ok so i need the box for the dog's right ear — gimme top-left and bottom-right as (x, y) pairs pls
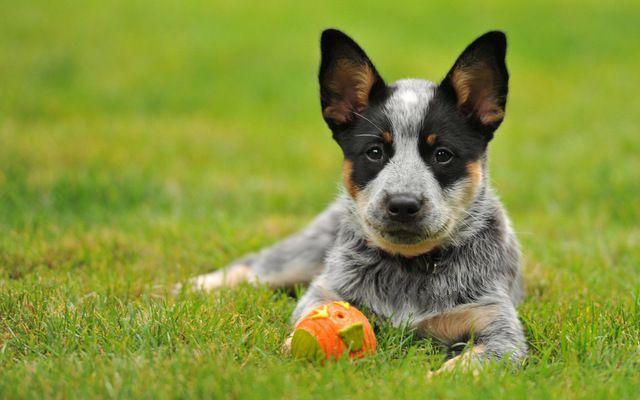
(319, 29), (387, 131)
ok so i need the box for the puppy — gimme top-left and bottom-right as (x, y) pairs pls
(189, 29), (527, 373)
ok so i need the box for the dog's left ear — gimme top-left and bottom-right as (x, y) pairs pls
(439, 31), (509, 139)
(319, 29), (387, 131)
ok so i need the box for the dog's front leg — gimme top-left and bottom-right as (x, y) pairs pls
(282, 278), (343, 353)
(418, 296), (527, 377)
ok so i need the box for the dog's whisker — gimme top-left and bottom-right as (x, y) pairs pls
(354, 134), (384, 139)
(352, 111), (385, 134)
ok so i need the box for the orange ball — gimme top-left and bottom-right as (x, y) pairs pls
(291, 301), (376, 362)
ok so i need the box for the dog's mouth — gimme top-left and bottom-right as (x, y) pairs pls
(363, 218), (442, 244)
(361, 218), (447, 257)
(379, 228), (426, 244)
(354, 198), (451, 256)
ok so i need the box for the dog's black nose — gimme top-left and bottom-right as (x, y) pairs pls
(387, 193), (422, 221)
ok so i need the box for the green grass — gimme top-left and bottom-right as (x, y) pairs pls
(1, 0), (639, 398)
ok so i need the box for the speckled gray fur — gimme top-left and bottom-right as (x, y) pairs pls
(207, 79), (527, 363)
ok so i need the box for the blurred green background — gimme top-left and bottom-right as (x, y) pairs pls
(1, 0), (639, 398)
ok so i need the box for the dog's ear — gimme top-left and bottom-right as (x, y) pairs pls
(319, 29), (387, 131)
(440, 31), (509, 139)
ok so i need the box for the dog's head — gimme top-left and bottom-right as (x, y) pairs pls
(319, 29), (508, 257)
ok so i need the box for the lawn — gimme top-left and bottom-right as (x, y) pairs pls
(1, 0), (639, 398)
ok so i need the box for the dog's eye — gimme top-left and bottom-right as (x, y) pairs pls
(365, 145), (384, 162)
(434, 148), (454, 164)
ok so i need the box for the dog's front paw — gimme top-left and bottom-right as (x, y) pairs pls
(426, 345), (484, 380)
(282, 333), (294, 354)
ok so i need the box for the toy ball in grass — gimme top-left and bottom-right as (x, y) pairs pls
(291, 301), (376, 362)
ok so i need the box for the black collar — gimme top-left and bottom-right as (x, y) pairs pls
(424, 247), (444, 274)
(393, 247), (446, 274)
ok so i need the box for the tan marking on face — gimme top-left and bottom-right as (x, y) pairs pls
(426, 134), (437, 145)
(382, 131), (393, 144)
(419, 304), (498, 344)
(342, 159), (359, 198)
(464, 160), (483, 203)
(323, 59), (376, 123)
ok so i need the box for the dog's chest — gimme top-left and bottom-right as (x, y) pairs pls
(329, 252), (465, 326)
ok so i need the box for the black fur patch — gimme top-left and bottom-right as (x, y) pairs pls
(319, 29), (508, 193)
(318, 28), (394, 194)
(438, 31), (509, 140)
(417, 31), (509, 189)
(334, 103), (395, 192)
(418, 91), (488, 188)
